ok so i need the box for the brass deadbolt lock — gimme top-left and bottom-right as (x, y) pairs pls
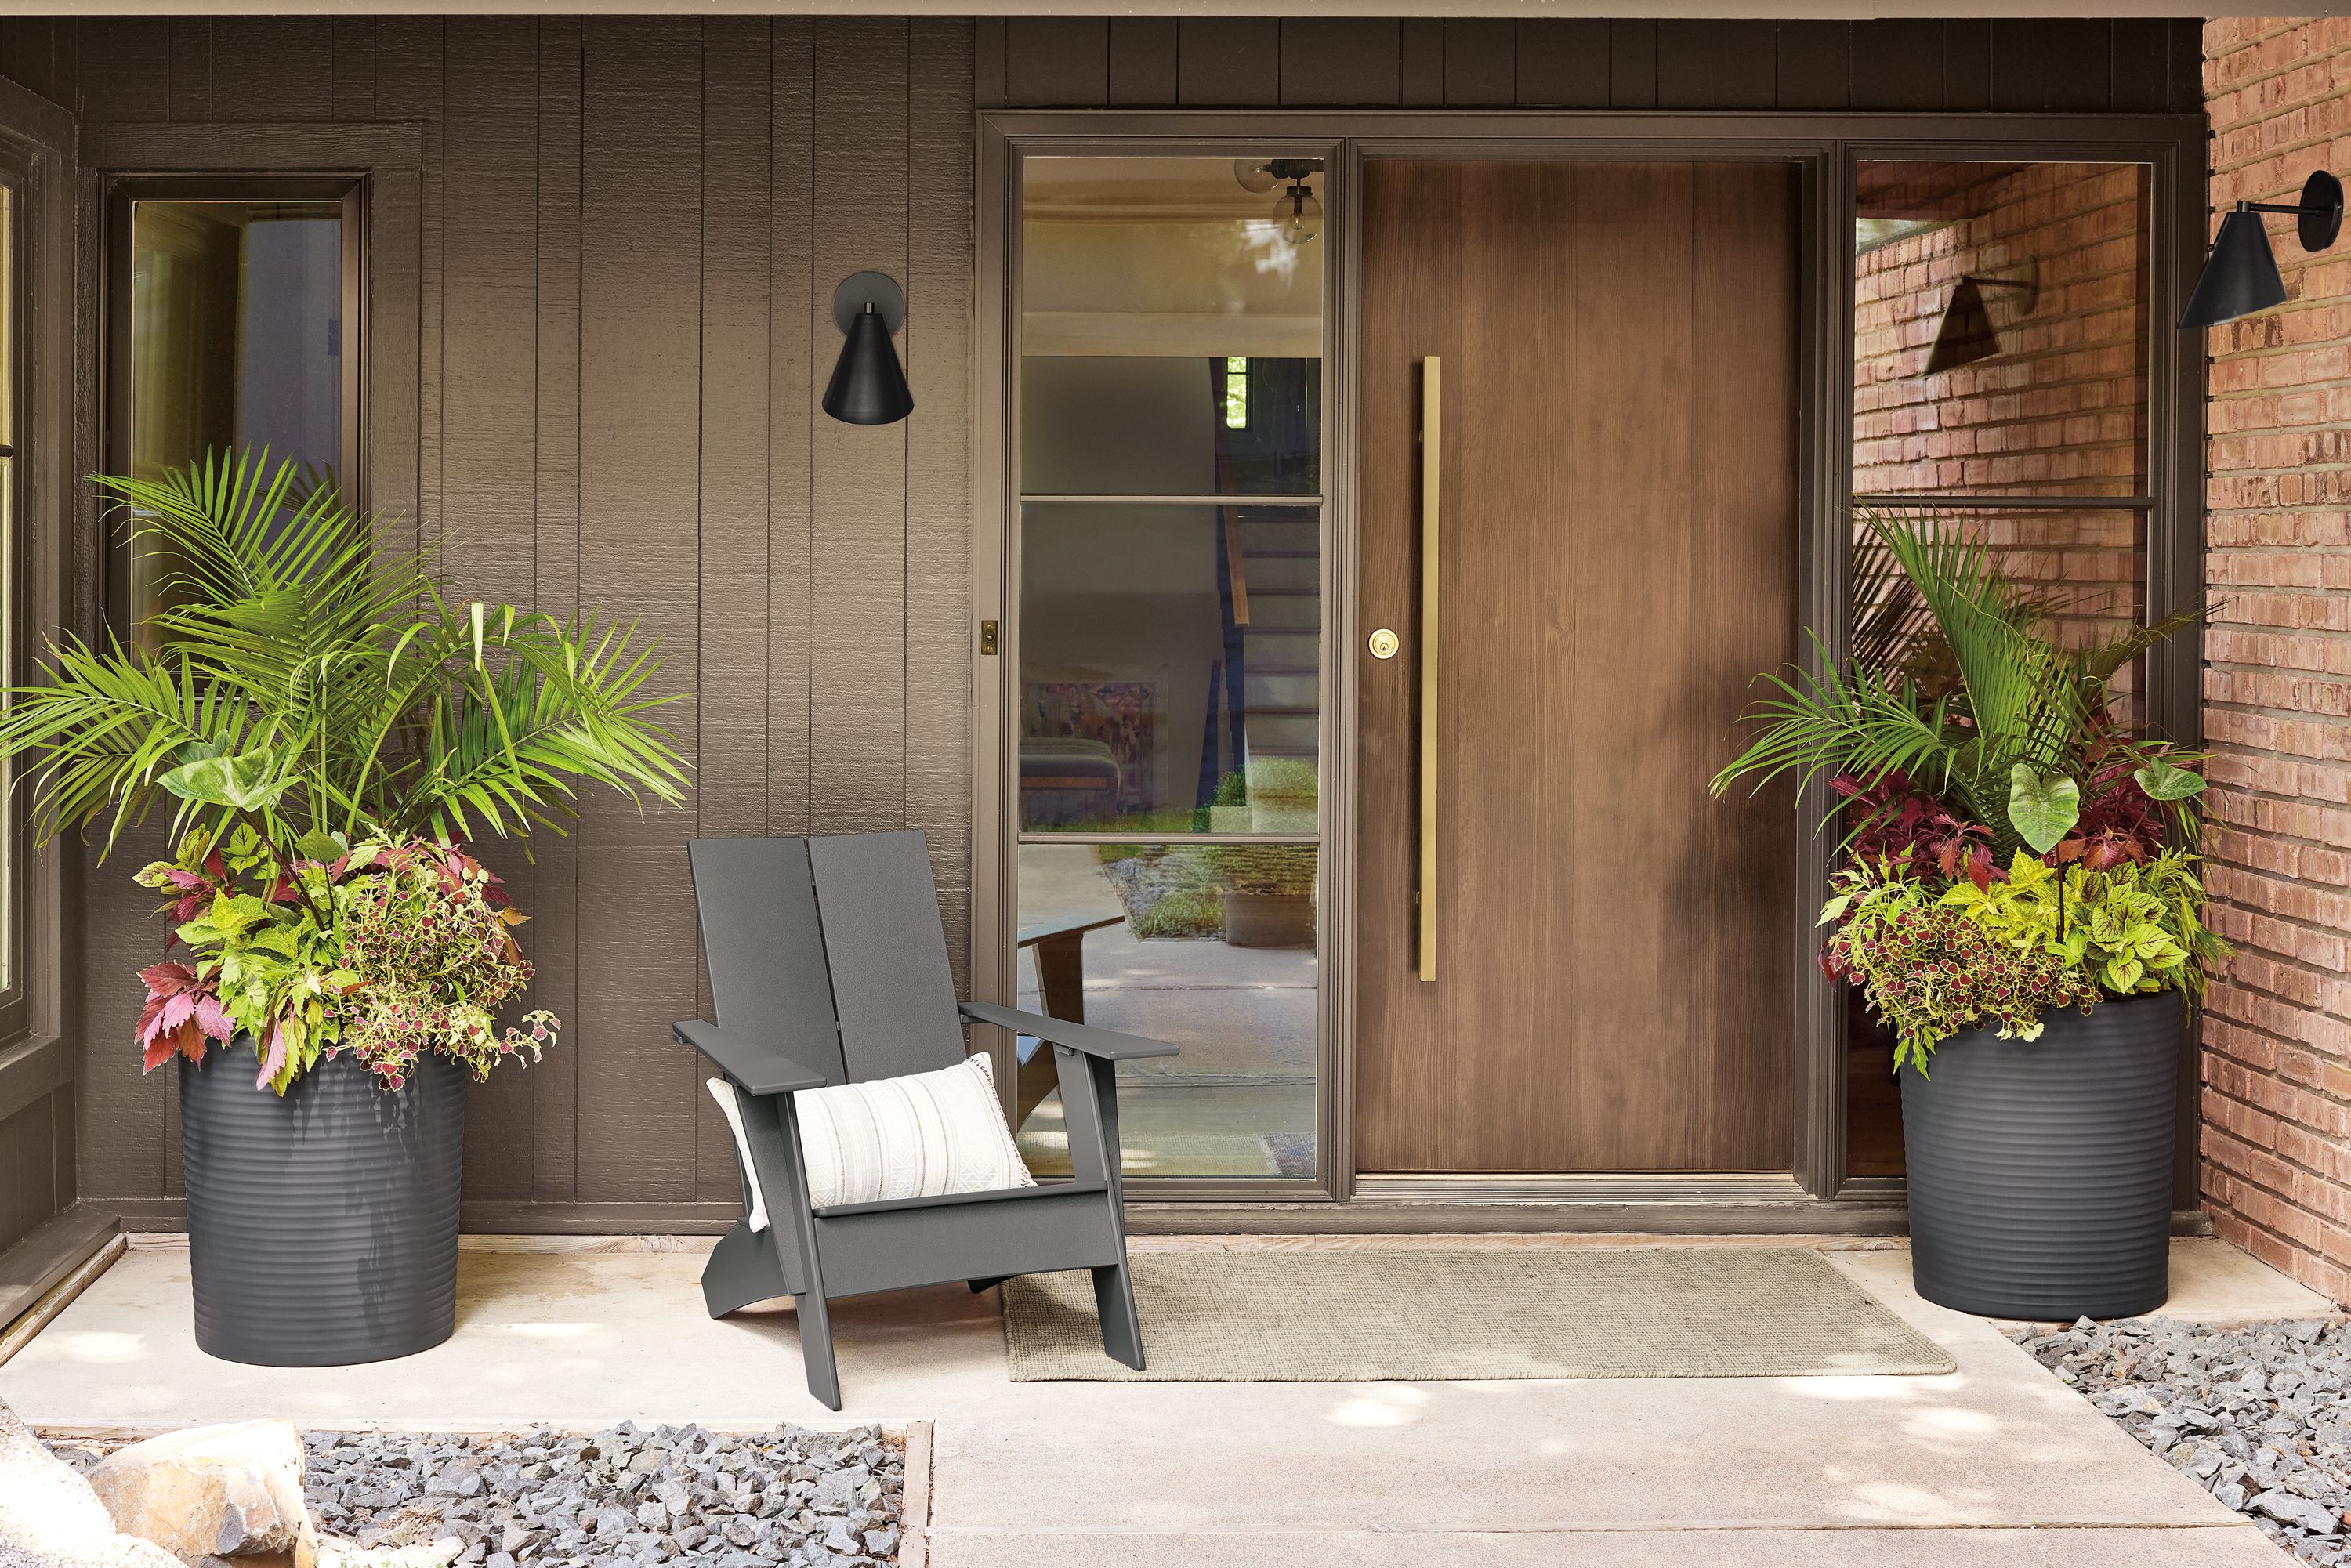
(1367, 628), (1400, 660)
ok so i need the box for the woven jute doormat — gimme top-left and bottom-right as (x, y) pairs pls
(1004, 1247), (1956, 1381)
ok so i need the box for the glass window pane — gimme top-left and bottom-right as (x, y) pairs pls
(1853, 161), (2150, 502)
(129, 197), (344, 632)
(1022, 155), (1322, 496)
(0, 182), (13, 992)
(1020, 502), (1318, 834)
(1016, 842), (1316, 1179)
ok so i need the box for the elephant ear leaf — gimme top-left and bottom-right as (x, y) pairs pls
(2008, 764), (2081, 856)
(162, 749), (292, 814)
(2134, 758), (2206, 802)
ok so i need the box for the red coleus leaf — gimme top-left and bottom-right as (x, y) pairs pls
(139, 961), (201, 997)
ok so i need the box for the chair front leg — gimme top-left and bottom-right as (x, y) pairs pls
(1053, 1045), (1147, 1371)
(777, 1094), (842, 1411)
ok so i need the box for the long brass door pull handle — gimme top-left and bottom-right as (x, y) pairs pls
(1418, 356), (1440, 983)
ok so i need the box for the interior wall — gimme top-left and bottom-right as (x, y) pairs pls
(0, 16), (975, 1232)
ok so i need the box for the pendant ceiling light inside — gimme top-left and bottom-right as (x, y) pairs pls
(1236, 157), (1325, 244)
(2179, 169), (2344, 330)
(822, 271), (915, 425)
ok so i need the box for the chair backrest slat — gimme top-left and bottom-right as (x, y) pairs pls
(808, 831), (967, 1081)
(686, 837), (848, 1087)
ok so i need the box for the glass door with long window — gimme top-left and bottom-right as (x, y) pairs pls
(1012, 154), (1327, 1182)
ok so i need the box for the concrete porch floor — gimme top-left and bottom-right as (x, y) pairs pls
(0, 1234), (2334, 1566)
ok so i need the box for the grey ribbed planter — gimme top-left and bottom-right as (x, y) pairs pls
(1900, 992), (2180, 1321)
(179, 1045), (465, 1366)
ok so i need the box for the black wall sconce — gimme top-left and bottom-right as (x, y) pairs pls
(822, 271), (914, 425)
(1925, 266), (2038, 375)
(2179, 170), (2345, 330)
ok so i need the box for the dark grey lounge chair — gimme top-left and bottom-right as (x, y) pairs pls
(673, 829), (1175, 1410)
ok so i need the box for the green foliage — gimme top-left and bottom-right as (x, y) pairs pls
(2006, 765), (2081, 856)
(0, 450), (688, 868)
(1937, 850), (2228, 1004)
(134, 831), (556, 1093)
(1820, 857), (2099, 1073)
(1713, 509), (2208, 863)
(1820, 849), (2231, 1073)
(56, 448), (683, 1092)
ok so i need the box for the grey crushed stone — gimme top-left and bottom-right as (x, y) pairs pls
(46, 1421), (904, 1567)
(2012, 1314), (2351, 1564)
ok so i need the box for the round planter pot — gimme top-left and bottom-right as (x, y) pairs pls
(179, 1045), (465, 1366)
(1223, 890), (1316, 948)
(1900, 991), (2179, 1321)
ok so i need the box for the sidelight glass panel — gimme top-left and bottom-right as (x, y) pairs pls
(0, 181), (14, 991)
(1853, 161), (2151, 502)
(1015, 154), (1328, 1180)
(1015, 842), (1317, 1180)
(126, 197), (345, 637)
(1020, 502), (1320, 835)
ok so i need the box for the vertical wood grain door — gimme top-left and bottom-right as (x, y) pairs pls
(1355, 160), (1801, 1174)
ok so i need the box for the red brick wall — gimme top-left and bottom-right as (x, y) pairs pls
(2198, 16), (2351, 1301)
(1852, 161), (2153, 718)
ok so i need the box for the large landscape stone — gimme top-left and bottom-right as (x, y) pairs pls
(87, 1421), (319, 1568)
(0, 1397), (183, 1568)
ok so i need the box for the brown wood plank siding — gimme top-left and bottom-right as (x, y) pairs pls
(531, 16), (584, 1207)
(32, 17), (976, 1229)
(577, 19), (704, 1205)
(991, 16), (2196, 114)
(443, 18), (543, 1202)
(810, 19), (911, 837)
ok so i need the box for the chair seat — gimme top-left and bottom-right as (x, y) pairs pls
(813, 1179), (1107, 1219)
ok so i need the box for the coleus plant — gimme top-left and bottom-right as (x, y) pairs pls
(136, 825), (557, 1092)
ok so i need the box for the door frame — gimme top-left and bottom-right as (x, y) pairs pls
(973, 109), (2208, 1224)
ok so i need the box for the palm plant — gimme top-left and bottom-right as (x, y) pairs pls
(0, 451), (687, 882)
(1712, 509), (2206, 863)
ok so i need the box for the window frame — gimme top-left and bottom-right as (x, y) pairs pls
(0, 143), (32, 1045)
(100, 174), (366, 638)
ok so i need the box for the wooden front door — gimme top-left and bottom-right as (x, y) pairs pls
(1355, 160), (1801, 1174)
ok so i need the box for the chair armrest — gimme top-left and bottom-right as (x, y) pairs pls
(672, 1019), (831, 1095)
(958, 1001), (1179, 1061)
(1016, 913), (1122, 947)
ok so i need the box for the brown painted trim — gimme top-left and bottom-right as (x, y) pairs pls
(0, 1204), (121, 1332)
(83, 121), (424, 175)
(0, 1034), (69, 1126)
(1126, 1200), (1910, 1236)
(461, 1200), (740, 1234)
(7, 3), (2287, 19)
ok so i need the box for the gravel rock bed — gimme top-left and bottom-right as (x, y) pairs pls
(2012, 1316), (2351, 1563)
(49, 1422), (904, 1568)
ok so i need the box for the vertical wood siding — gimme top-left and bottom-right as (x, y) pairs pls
(0, 17), (974, 1230)
(976, 16), (2206, 114)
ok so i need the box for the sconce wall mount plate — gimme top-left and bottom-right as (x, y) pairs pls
(831, 270), (907, 337)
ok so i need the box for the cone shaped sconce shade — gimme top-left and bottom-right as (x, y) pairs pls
(1925, 277), (2000, 374)
(821, 271), (914, 425)
(2176, 209), (2288, 330)
(823, 307), (915, 425)
(2178, 171), (2344, 330)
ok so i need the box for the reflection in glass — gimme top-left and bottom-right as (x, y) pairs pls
(128, 198), (343, 635)
(1853, 161), (2150, 500)
(1020, 503), (1318, 833)
(1015, 842), (1317, 1179)
(1016, 155), (1325, 1182)
(0, 182), (13, 990)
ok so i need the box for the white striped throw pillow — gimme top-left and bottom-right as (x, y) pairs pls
(709, 1052), (1035, 1223)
